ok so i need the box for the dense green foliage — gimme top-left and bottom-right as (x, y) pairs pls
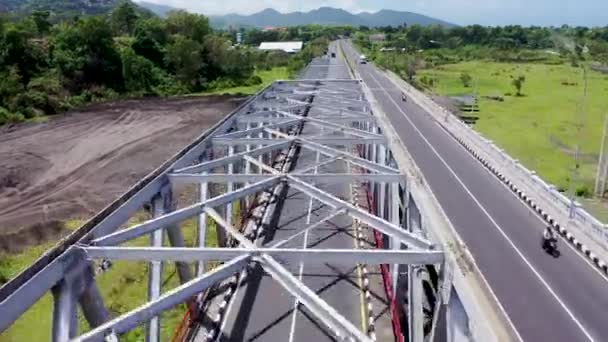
(0, 3), (333, 125)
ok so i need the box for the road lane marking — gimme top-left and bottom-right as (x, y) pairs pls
(288, 150), (321, 342)
(364, 69), (594, 342)
(431, 118), (608, 283)
(357, 67), (524, 342)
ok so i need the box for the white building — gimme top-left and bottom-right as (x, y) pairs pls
(258, 41), (303, 54)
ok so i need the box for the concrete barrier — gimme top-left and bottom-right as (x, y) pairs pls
(382, 69), (608, 275)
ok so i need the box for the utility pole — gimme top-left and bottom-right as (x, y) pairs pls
(569, 65), (588, 217)
(594, 114), (608, 197)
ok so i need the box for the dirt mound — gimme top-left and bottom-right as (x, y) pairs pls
(0, 95), (244, 253)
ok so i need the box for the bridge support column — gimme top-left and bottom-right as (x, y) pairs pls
(408, 265), (424, 342)
(226, 145), (235, 240)
(51, 279), (78, 342)
(165, 189), (192, 284)
(197, 153), (209, 277)
(403, 179), (411, 231)
(146, 194), (165, 342)
(378, 145), (387, 220)
(446, 288), (470, 342)
(79, 267), (110, 329)
(245, 122), (252, 209)
(391, 182), (401, 296)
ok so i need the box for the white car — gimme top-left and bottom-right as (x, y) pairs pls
(359, 55), (368, 64)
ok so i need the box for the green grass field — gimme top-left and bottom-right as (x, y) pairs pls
(203, 67), (290, 96)
(0, 213), (222, 342)
(418, 61), (608, 216)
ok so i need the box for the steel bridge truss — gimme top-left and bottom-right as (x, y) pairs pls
(0, 80), (443, 342)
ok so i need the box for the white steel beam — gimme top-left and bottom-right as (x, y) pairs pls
(146, 195), (164, 342)
(287, 176), (434, 250)
(409, 266), (424, 342)
(51, 280), (77, 342)
(196, 170), (208, 277)
(276, 110), (382, 139)
(74, 257), (250, 341)
(213, 136), (385, 146)
(91, 177), (281, 246)
(174, 142), (290, 174)
(258, 255), (372, 342)
(270, 210), (346, 249)
(215, 119), (302, 139)
(82, 247), (444, 265)
(204, 207), (254, 248)
(169, 173), (403, 184)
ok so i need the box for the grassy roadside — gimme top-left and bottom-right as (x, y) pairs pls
(201, 67), (290, 96)
(416, 61), (608, 218)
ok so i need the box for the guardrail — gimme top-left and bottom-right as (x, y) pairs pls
(383, 70), (608, 254)
(338, 40), (519, 342)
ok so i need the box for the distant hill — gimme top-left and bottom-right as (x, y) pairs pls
(135, 1), (179, 17)
(2, 0), (118, 16)
(209, 7), (455, 29)
(0, 0), (154, 20)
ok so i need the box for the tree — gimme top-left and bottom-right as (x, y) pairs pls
(460, 72), (472, 87)
(31, 10), (51, 36)
(202, 34), (253, 82)
(511, 75), (526, 96)
(0, 25), (46, 85)
(52, 17), (123, 92)
(166, 11), (210, 43)
(165, 34), (203, 88)
(121, 47), (156, 93)
(132, 18), (168, 67)
(111, 2), (139, 35)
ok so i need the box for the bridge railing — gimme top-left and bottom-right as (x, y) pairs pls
(384, 69), (608, 255)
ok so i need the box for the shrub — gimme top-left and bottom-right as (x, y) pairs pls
(244, 75), (263, 86)
(575, 185), (592, 198)
(511, 75), (526, 96)
(460, 72), (472, 87)
(121, 48), (157, 94)
(0, 107), (25, 125)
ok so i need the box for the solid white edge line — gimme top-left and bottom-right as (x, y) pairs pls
(431, 115), (608, 284)
(357, 67), (524, 342)
(364, 69), (594, 342)
(288, 176), (316, 342)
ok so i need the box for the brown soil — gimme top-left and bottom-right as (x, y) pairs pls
(0, 95), (244, 252)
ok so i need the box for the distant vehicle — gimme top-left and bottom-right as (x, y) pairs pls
(359, 55), (368, 64)
(331, 52), (336, 58)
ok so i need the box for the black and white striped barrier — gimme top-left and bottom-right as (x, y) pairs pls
(451, 133), (608, 276)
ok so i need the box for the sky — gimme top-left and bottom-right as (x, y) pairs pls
(139, 0), (608, 27)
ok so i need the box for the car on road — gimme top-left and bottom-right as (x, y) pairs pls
(359, 54), (368, 64)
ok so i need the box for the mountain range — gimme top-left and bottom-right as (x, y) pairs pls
(0, 1), (455, 29)
(1, 0), (119, 16)
(134, 1), (179, 17)
(0, 0), (155, 19)
(209, 7), (455, 29)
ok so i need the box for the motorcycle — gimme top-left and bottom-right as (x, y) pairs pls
(401, 93), (407, 102)
(541, 235), (560, 257)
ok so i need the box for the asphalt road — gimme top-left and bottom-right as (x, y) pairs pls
(216, 46), (372, 341)
(341, 41), (608, 341)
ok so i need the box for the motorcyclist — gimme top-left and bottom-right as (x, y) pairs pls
(401, 92), (407, 102)
(543, 226), (555, 240)
(542, 226), (556, 249)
